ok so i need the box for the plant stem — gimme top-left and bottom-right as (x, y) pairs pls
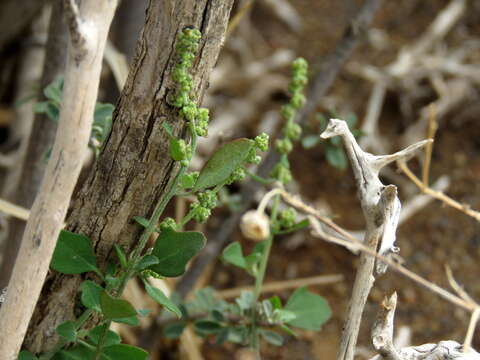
(94, 320), (112, 360)
(245, 169), (275, 185)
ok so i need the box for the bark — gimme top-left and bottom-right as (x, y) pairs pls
(24, 0), (234, 353)
(0, 0), (68, 289)
(0, 0), (48, 54)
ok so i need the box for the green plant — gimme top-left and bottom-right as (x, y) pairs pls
(20, 37), (331, 360)
(157, 58), (332, 357)
(302, 112), (362, 170)
(33, 76), (114, 158)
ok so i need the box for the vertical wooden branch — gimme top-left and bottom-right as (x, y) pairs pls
(320, 119), (430, 360)
(0, 1), (118, 358)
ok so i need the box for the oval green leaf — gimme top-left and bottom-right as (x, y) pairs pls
(284, 287), (331, 330)
(194, 139), (254, 190)
(51, 230), (98, 275)
(100, 291), (137, 320)
(80, 280), (103, 312)
(144, 282), (181, 318)
(149, 229), (205, 277)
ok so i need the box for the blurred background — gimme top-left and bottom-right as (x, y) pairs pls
(0, 0), (479, 358)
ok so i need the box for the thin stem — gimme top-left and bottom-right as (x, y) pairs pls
(94, 320), (112, 360)
(245, 169), (276, 185)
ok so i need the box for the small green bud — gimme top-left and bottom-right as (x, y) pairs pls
(254, 132), (269, 152)
(170, 138), (188, 161)
(227, 167), (246, 184)
(245, 148), (259, 164)
(181, 104), (197, 121)
(275, 138), (293, 154)
(180, 171), (199, 189)
(270, 163), (292, 184)
(291, 93), (306, 109)
(160, 217), (177, 231)
(180, 159), (190, 167)
(279, 208), (297, 229)
(192, 205), (211, 223)
(281, 104), (295, 121)
(197, 190), (218, 209)
(286, 122), (302, 141)
(142, 269), (164, 279)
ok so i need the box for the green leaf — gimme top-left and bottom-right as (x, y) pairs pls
(163, 321), (187, 339)
(87, 324), (121, 347)
(100, 291), (137, 320)
(284, 287), (331, 330)
(18, 351), (38, 360)
(53, 345), (93, 360)
(276, 219), (310, 235)
(51, 230), (99, 275)
(194, 320), (222, 335)
(325, 146), (348, 170)
(144, 282), (181, 318)
(137, 309), (151, 317)
(301, 135), (320, 149)
(135, 255), (159, 271)
(56, 321), (77, 342)
(113, 244), (128, 268)
(260, 329), (284, 346)
(94, 103), (115, 123)
(269, 296), (282, 310)
(112, 315), (139, 326)
(80, 280), (103, 311)
(102, 344), (148, 360)
(149, 229), (205, 277)
(221, 242), (246, 269)
(215, 328), (229, 345)
(194, 139), (254, 190)
(133, 216), (150, 228)
(43, 79), (63, 105)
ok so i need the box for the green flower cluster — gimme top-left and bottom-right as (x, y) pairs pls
(279, 208), (297, 229)
(190, 202), (211, 223)
(245, 132), (270, 166)
(160, 217), (177, 231)
(171, 28), (210, 138)
(180, 171), (199, 189)
(271, 58), (308, 184)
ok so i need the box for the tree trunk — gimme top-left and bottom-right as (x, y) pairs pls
(25, 0), (234, 353)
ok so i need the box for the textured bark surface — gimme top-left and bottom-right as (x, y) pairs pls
(24, 0), (234, 353)
(0, 0), (67, 289)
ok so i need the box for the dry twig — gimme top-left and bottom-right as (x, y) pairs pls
(0, 1), (118, 357)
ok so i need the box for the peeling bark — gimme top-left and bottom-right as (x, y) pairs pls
(24, 0), (234, 353)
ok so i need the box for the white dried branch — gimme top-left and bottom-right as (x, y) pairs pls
(371, 292), (402, 360)
(0, 1), (118, 358)
(319, 119), (430, 360)
(369, 294), (480, 360)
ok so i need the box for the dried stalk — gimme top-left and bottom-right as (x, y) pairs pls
(397, 160), (480, 222)
(318, 119), (430, 360)
(0, 1), (118, 358)
(217, 274), (344, 299)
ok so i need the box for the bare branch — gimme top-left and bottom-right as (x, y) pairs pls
(371, 293), (402, 360)
(0, 1), (118, 358)
(318, 118), (429, 360)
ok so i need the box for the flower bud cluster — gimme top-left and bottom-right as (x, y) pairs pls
(271, 58), (308, 184)
(160, 217), (177, 231)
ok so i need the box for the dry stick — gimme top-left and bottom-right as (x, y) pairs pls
(368, 294), (480, 360)
(0, 0), (68, 289)
(445, 266), (480, 352)
(421, 104), (438, 186)
(217, 274), (344, 299)
(0, 1), (118, 358)
(174, 0), (384, 300)
(397, 161), (480, 222)
(278, 189), (476, 313)
(319, 119), (431, 360)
